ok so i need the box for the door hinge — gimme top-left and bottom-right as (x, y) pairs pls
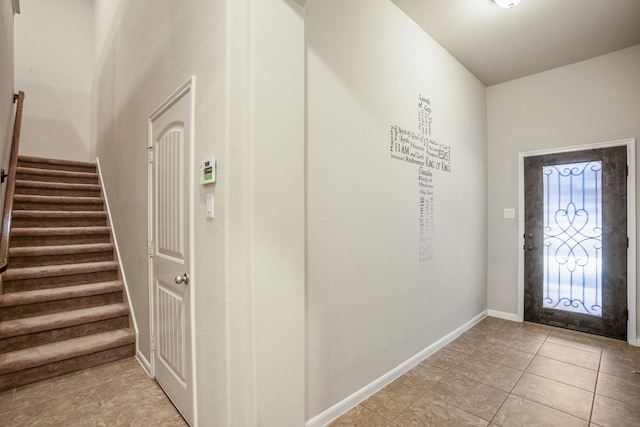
(626, 164), (629, 177)
(147, 146), (153, 164)
(625, 309), (629, 321)
(151, 336), (156, 351)
(148, 241), (153, 257)
(627, 237), (629, 249)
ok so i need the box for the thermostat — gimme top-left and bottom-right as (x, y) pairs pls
(200, 158), (216, 184)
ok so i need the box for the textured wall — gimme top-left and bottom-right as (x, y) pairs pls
(14, 0), (93, 161)
(248, 1), (306, 423)
(487, 45), (640, 341)
(0, 0), (15, 224)
(92, 0), (120, 69)
(94, 0), (306, 424)
(226, 0), (306, 424)
(93, 1), (227, 424)
(306, 0), (488, 418)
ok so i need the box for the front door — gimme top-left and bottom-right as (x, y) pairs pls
(150, 83), (194, 423)
(524, 146), (628, 340)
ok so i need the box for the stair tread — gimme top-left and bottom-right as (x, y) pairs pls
(15, 180), (101, 191)
(2, 261), (118, 281)
(16, 167), (98, 179)
(0, 155), (133, 385)
(0, 303), (129, 338)
(14, 194), (103, 204)
(18, 156), (96, 168)
(0, 329), (134, 374)
(9, 243), (114, 257)
(12, 210), (107, 218)
(0, 281), (123, 307)
(10, 226), (110, 236)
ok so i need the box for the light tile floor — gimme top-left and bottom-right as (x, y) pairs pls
(330, 318), (640, 427)
(2, 320), (639, 426)
(0, 357), (187, 426)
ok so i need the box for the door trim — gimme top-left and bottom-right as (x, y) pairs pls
(517, 138), (637, 345)
(147, 76), (198, 423)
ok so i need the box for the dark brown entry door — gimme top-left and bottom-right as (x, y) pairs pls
(524, 146), (628, 340)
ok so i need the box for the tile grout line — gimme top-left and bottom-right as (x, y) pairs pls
(510, 327), (599, 423)
(334, 321), (639, 426)
(460, 322), (515, 426)
(383, 363), (462, 425)
(489, 325), (548, 426)
(521, 341), (600, 391)
(4, 358), (186, 426)
(359, 360), (455, 425)
(384, 339), (497, 426)
(396, 370), (504, 427)
(588, 350), (603, 425)
(352, 369), (451, 421)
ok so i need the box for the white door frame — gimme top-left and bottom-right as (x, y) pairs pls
(517, 138), (637, 346)
(147, 77), (198, 423)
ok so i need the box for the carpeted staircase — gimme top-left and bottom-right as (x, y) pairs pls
(0, 155), (135, 391)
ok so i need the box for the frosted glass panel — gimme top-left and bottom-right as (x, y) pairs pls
(542, 161), (602, 317)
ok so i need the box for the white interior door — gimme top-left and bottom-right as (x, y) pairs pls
(150, 85), (193, 424)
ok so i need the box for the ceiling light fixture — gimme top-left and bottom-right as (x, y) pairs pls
(493, 0), (522, 8)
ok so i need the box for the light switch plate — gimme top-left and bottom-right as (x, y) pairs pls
(206, 193), (214, 218)
(503, 208), (515, 219)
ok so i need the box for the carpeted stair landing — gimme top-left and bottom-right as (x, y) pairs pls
(0, 155), (135, 391)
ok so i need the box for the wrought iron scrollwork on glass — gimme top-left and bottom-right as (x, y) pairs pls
(542, 161), (602, 317)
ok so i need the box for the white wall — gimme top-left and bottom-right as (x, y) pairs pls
(247, 0), (306, 423)
(306, 0), (487, 419)
(14, 0), (93, 162)
(94, 0), (306, 424)
(487, 45), (640, 338)
(226, 1), (306, 424)
(93, 0), (120, 69)
(0, 0), (15, 223)
(93, 1), (227, 424)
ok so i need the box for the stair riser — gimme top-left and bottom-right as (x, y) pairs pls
(0, 157), (135, 392)
(15, 187), (101, 198)
(11, 217), (107, 228)
(16, 172), (98, 185)
(10, 234), (111, 247)
(0, 316), (129, 353)
(13, 202), (104, 211)
(8, 251), (114, 268)
(17, 160), (96, 174)
(0, 344), (135, 392)
(0, 292), (123, 320)
(3, 270), (119, 293)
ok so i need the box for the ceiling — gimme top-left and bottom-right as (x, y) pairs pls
(391, 0), (640, 86)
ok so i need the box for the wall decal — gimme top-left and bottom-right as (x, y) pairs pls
(389, 94), (451, 261)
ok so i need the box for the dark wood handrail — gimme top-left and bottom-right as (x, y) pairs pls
(0, 91), (25, 273)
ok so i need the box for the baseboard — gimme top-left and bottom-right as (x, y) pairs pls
(487, 309), (520, 322)
(96, 158), (141, 359)
(136, 350), (152, 376)
(305, 310), (488, 427)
